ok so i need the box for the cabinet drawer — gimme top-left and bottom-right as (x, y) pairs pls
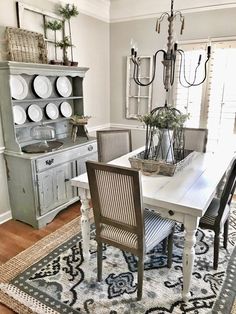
(36, 141), (97, 172)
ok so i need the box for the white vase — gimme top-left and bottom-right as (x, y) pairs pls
(157, 128), (175, 163)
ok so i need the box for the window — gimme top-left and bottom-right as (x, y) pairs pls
(174, 40), (236, 152)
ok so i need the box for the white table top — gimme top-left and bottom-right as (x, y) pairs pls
(71, 147), (234, 218)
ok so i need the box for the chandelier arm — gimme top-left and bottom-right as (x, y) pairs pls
(131, 50), (166, 86)
(177, 49), (202, 87)
(170, 56), (176, 86)
(177, 49), (209, 87)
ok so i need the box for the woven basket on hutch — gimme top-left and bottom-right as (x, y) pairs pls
(6, 27), (47, 64)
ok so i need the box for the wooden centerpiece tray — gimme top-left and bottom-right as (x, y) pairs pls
(129, 149), (196, 176)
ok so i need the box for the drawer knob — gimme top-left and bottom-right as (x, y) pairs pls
(168, 210), (174, 216)
(88, 145), (93, 151)
(45, 158), (54, 166)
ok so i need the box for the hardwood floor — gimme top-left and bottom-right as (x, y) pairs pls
(0, 202), (81, 313)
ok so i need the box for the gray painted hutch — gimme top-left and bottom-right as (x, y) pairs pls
(0, 61), (97, 228)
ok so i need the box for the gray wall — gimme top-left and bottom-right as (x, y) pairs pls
(0, 0), (110, 216)
(110, 8), (236, 125)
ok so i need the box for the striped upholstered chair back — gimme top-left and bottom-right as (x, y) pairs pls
(86, 161), (144, 254)
(183, 127), (208, 153)
(97, 129), (132, 162)
(86, 161), (175, 300)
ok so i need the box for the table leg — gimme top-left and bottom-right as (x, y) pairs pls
(182, 216), (199, 301)
(79, 188), (91, 261)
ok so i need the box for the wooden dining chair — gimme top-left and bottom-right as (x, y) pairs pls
(183, 127), (208, 152)
(86, 161), (175, 300)
(96, 129), (132, 162)
(199, 156), (236, 269)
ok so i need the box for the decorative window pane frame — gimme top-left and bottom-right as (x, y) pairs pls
(125, 56), (153, 119)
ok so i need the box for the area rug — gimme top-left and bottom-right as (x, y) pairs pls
(0, 207), (235, 314)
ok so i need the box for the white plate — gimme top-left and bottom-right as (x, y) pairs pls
(28, 104), (43, 122)
(56, 76), (72, 97)
(10, 75), (28, 100)
(13, 105), (27, 125)
(33, 75), (52, 99)
(46, 103), (59, 120)
(60, 101), (72, 118)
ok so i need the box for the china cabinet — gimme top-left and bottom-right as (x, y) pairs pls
(0, 61), (97, 228)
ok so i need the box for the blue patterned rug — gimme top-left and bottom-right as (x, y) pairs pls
(0, 208), (235, 314)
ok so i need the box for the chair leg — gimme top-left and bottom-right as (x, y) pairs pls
(97, 242), (103, 282)
(167, 229), (174, 268)
(213, 232), (220, 270)
(137, 255), (144, 301)
(162, 238), (167, 253)
(223, 219), (229, 250)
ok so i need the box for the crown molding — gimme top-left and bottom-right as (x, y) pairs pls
(110, 0), (236, 23)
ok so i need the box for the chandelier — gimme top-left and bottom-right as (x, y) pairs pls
(130, 0), (211, 93)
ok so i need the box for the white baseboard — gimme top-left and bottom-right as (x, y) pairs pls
(0, 210), (12, 224)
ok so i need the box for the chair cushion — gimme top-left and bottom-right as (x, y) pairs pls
(100, 225), (138, 249)
(144, 209), (175, 252)
(99, 209), (175, 252)
(199, 198), (230, 227)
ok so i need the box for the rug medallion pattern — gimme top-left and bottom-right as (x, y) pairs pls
(8, 208), (236, 314)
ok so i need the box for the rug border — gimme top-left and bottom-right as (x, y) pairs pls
(0, 214), (92, 314)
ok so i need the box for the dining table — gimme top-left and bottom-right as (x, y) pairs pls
(71, 146), (234, 301)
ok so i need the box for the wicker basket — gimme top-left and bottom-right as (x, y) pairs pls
(6, 27), (47, 64)
(129, 149), (196, 176)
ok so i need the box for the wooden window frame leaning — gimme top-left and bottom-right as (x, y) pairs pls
(16, 1), (65, 47)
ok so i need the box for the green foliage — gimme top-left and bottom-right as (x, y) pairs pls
(45, 20), (62, 31)
(56, 36), (72, 49)
(139, 106), (189, 130)
(58, 3), (79, 20)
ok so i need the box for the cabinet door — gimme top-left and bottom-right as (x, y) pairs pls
(54, 162), (73, 205)
(77, 152), (98, 175)
(37, 162), (74, 215)
(37, 169), (55, 215)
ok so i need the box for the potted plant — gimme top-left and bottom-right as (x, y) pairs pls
(45, 20), (63, 64)
(56, 36), (72, 66)
(139, 105), (189, 162)
(58, 3), (79, 66)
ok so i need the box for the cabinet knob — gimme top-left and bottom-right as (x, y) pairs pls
(88, 145), (93, 151)
(168, 210), (174, 216)
(45, 158), (54, 166)
(64, 178), (70, 182)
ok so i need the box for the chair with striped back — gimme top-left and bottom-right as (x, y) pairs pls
(199, 156), (236, 269)
(97, 129), (132, 162)
(86, 161), (175, 300)
(183, 127), (208, 152)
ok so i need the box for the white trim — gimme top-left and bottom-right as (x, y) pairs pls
(0, 211), (12, 224)
(78, 0), (110, 23)
(110, 2), (236, 23)
(0, 146), (5, 154)
(110, 123), (145, 131)
(87, 123), (111, 133)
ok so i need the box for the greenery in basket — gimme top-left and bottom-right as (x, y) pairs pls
(58, 4), (79, 63)
(139, 105), (189, 160)
(45, 20), (62, 61)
